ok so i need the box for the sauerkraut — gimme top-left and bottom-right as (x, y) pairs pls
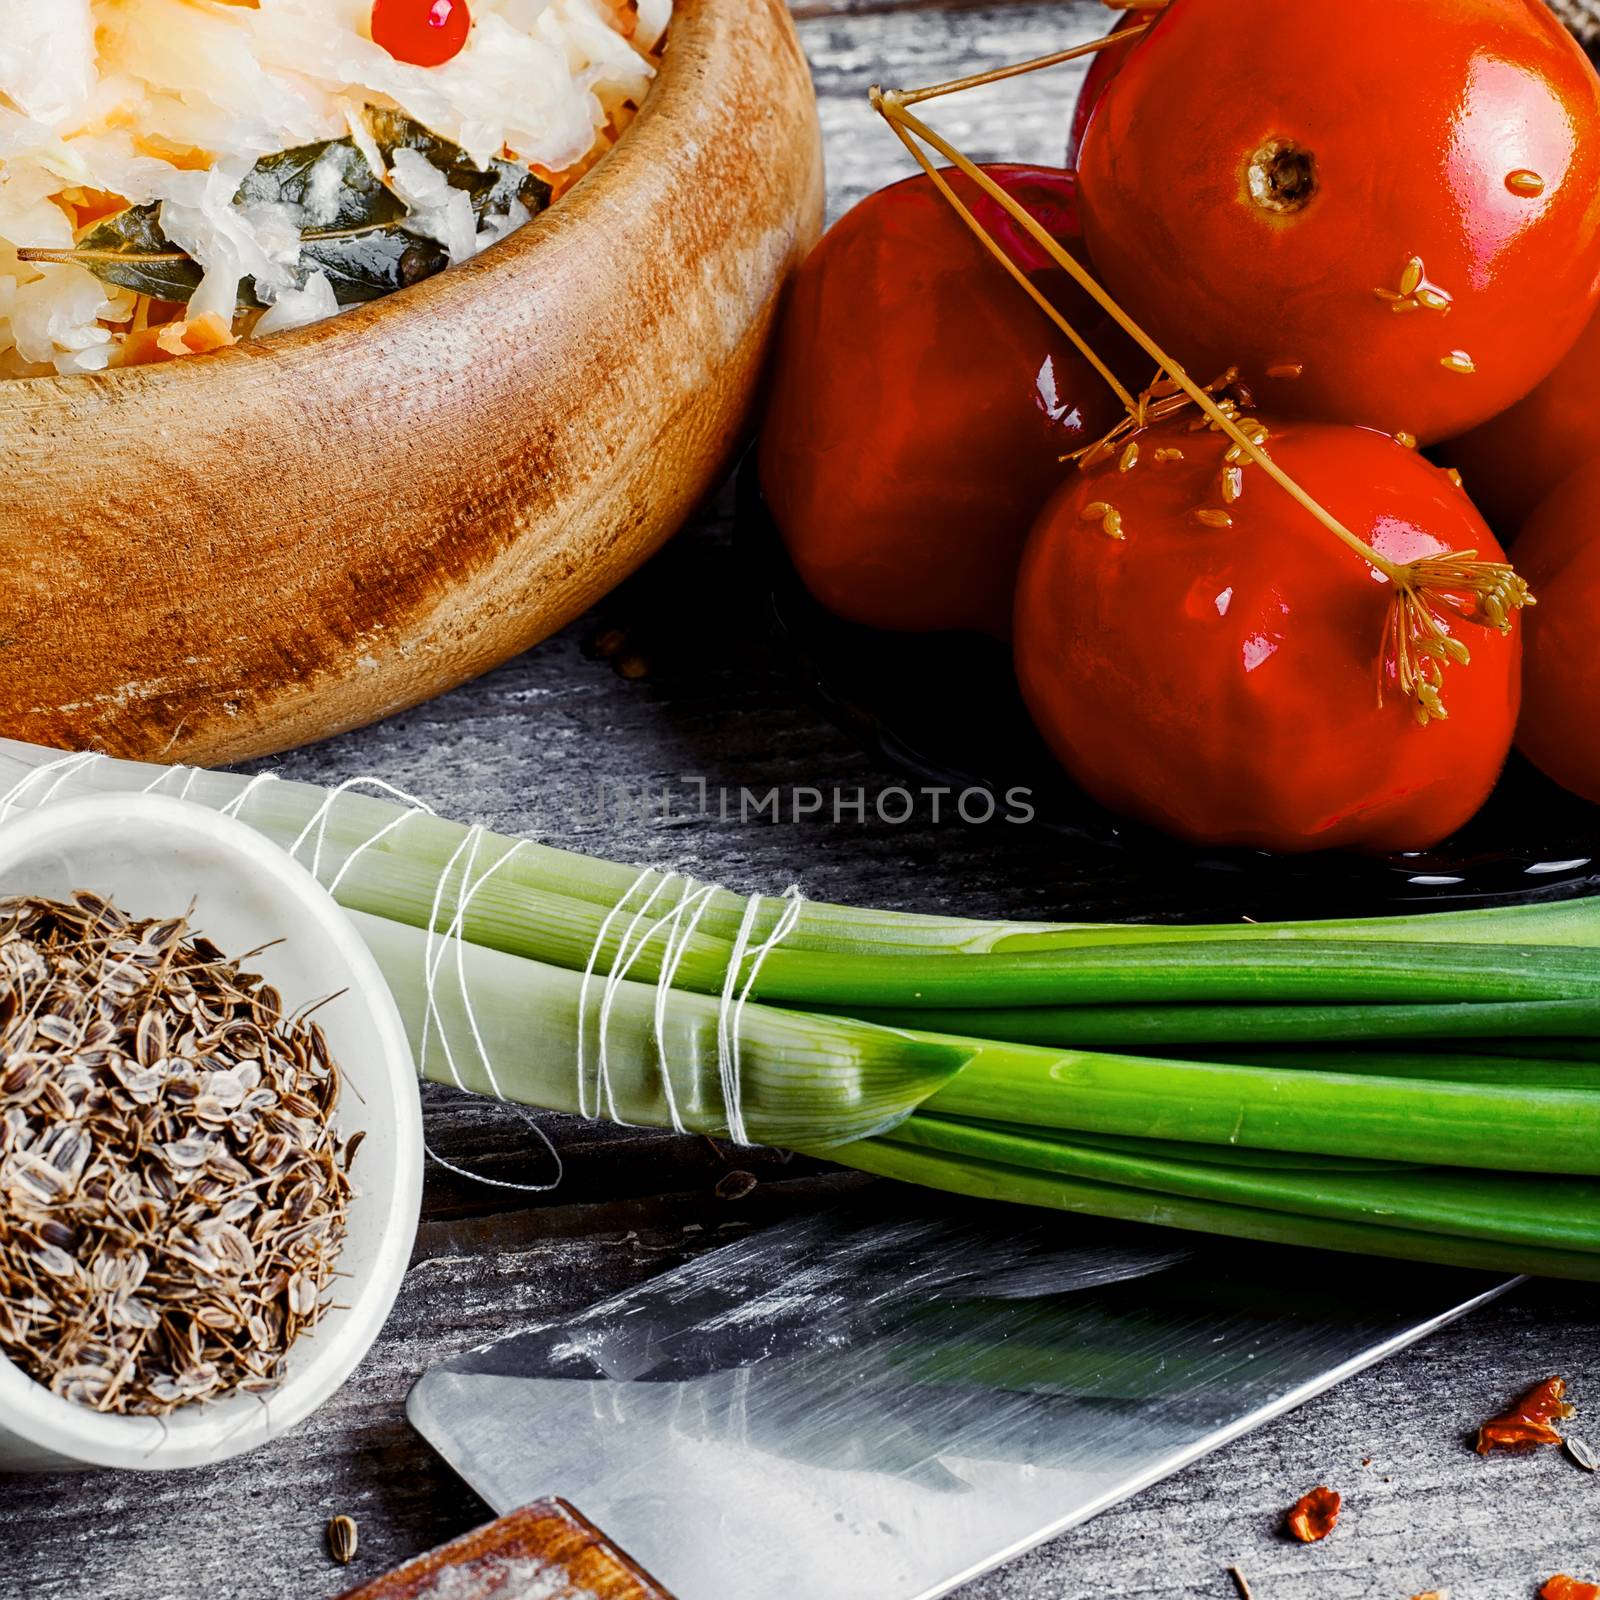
(0, 0), (669, 376)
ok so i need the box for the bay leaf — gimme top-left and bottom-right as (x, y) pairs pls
(18, 112), (548, 311)
(19, 205), (202, 303)
(236, 135), (407, 234)
(230, 133), (435, 308)
(363, 108), (552, 223)
(281, 232), (449, 306)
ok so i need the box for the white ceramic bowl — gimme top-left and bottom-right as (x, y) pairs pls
(0, 794), (422, 1472)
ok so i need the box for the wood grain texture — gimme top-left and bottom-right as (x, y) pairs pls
(6, 5), (1599, 1599)
(4, 1127), (1595, 1600)
(0, 0), (822, 767)
(335, 1498), (678, 1600)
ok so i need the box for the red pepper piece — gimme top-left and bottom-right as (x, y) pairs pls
(1476, 1377), (1575, 1455)
(1542, 1577), (1600, 1600)
(1284, 1485), (1341, 1544)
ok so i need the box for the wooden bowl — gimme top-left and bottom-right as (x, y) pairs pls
(0, 0), (822, 763)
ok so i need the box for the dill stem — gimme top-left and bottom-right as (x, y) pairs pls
(900, 24), (1151, 107)
(871, 91), (1399, 581)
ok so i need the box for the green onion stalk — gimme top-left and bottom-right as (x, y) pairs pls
(5, 738), (1598, 973)
(2, 737), (1598, 1279)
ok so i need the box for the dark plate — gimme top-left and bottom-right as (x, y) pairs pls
(742, 462), (1600, 914)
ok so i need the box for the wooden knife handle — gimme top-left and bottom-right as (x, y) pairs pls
(335, 1498), (679, 1600)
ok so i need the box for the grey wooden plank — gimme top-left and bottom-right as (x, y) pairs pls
(956, 1280), (1600, 1600)
(799, 2), (1105, 220)
(8, 4), (1600, 1599)
(7, 1251), (1592, 1600)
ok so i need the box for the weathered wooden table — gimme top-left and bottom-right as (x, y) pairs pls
(10, 4), (1598, 1597)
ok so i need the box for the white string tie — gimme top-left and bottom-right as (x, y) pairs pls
(574, 864), (659, 1122)
(714, 884), (806, 1146)
(0, 750), (107, 821)
(649, 877), (720, 1136)
(414, 823), (563, 1192)
(572, 868), (807, 1144)
(219, 772), (281, 819)
(590, 871), (723, 1135)
(172, 766), (563, 1194)
(585, 868), (687, 1125)
(286, 775), (438, 885)
(140, 763), (203, 803)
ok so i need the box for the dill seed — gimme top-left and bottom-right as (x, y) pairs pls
(1226, 420), (1271, 459)
(1102, 508), (1125, 539)
(1080, 501), (1111, 522)
(327, 1515), (359, 1565)
(1385, 554), (1530, 721)
(1266, 361), (1303, 380)
(1395, 431), (1418, 450)
(1221, 465), (1244, 503)
(1119, 441), (1140, 473)
(1566, 1435), (1598, 1473)
(1444, 467), (1464, 489)
(1192, 508), (1233, 529)
(0, 893), (352, 1417)
(1441, 350), (1476, 374)
(1153, 447), (1185, 463)
(1377, 257), (1452, 315)
(715, 1170), (758, 1202)
(1506, 169), (1546, 196)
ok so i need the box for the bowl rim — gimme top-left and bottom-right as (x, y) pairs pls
(0, 793), (422, 1471)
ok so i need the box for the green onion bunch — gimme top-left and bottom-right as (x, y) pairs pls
(6, 738), (1597, 1279)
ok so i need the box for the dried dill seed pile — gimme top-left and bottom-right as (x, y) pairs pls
(0, 892), (354, 1416)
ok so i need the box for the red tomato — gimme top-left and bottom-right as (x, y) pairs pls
(1013, 418), (1521, 852)
(1444, 303), (1600, 537)
(1509, 461), (1600, 803)
(1076, 0), (1600, 445)
(372, 0), (472, 67)
(1065, 14), (1144, 167)
(759, 166), (1131, 637)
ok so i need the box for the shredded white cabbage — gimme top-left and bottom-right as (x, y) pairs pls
(388, 146), (479, 264)
(0, 0), (667, 374)
(0, 0), (97, 129)
(253, 269), (338, 337)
